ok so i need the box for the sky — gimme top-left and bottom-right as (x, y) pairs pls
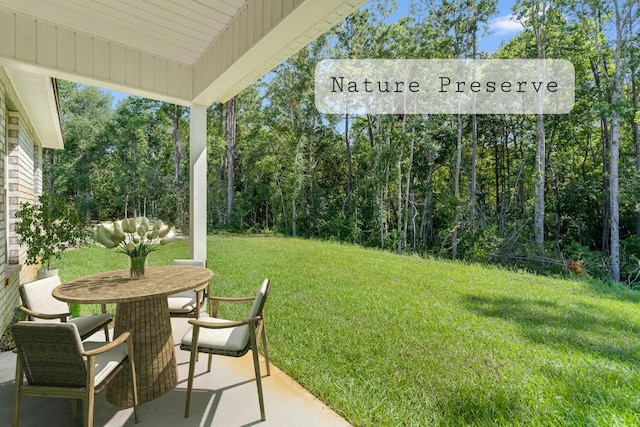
(105, 0), (520, 107)
(482, 0), (522, 51)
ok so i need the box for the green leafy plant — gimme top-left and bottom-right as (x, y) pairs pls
(14, 193), (88, 271)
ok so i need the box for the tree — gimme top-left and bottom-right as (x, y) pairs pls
(571, 0), (639, 281)
(226, 97), (237, 224)
(52, 81), (113, 223)
(514, 0), (556, 255)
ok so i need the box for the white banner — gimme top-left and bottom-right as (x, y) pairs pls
(315, 59), (575, 115)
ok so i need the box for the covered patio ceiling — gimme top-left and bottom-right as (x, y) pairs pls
(0, 0), (365, 107)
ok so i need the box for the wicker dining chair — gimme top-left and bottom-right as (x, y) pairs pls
(180, 278), (271, 420)
(19, 275), (112, 341)
(11, 321), (139, 427)
(167, 259), (209, 319)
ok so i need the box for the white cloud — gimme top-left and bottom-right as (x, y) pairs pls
(490, 14), (523, 35)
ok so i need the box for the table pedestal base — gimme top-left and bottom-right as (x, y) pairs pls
(107, 297), (177, 406)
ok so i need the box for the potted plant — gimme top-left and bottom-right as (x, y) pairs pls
(14, 193), (88, 279)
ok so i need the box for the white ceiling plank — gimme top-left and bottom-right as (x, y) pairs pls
(180, 65), (191, 101)
(191, 0), (240, 18)
(92, 0), (223, 41)
(155, 58), (168, 95)
(263, 0), (273, 34)
(167, 61), (182, 97)
(126, 49), (141, 88)
(15, 14), (37, 63)
(0, 11), (15, 58)
(141, 54), (156, 91)
(253, 1), (263, 42)
(55, 27), (76, 73)
(75, 33), (94, 76)
(110, 44), (127, 84)
(272, 0), (283, 27)
(232, 16), (240, 63)
(94, 39), (111, 81)
(222, 0), (247, 9)
(144, 0), (231, 29)
(36, 24), (56, 68)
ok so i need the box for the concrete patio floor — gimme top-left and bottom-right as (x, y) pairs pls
(0, 318), (351, 427)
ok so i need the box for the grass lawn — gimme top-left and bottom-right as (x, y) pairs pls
(57, 235), (640, 426)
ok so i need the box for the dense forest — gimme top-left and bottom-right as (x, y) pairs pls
(47, 0), (640, 285)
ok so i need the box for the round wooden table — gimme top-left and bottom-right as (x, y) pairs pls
(52, 265), (214, 407)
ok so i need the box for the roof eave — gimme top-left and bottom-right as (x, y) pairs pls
(5, 66), (64, 149)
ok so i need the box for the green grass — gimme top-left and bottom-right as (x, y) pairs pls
(57, 235), (640, 426)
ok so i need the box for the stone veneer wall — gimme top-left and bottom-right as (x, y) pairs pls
(0, 67), (42, 334)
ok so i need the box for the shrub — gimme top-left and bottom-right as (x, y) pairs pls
(14, 192), (88, 270)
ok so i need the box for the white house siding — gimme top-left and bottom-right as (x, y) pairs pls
(0, 92), (7, 334)
(0, 67), (43, 334)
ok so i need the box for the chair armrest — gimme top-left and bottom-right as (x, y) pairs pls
(192, 282), (209, 293)
(19, 305), (69, 322)
(206, 296), (254, 303)
(188, 316), (261, 330)
(205, 295), (253, 317)
(82, 330), (131, 357)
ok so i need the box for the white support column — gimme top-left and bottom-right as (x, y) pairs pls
(189, 105), (207, 260)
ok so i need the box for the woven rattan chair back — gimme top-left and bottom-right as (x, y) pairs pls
(13, 322), (87, 388)
(11, 321), (139, 427)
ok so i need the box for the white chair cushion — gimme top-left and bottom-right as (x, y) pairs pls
(21, 275), (69, 322)
(167, 295), (197, 313)
(69, 313), (113, 337)
(83, 340), (129, 386)
(181, 317), (250, 352)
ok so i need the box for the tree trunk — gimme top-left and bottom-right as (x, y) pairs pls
(427, 163), (434, 243)
(547, 122), (561, 254)
(601, 117), (611, 256)
(609, 0), (625, 282)
(530, 0), (548, 256)
(173, 105), (182, 185)
(591, 57), (611, 255)
(632, 57), (640, 236)
(470, 113), (477, 230)
(453, 115), (463, 260)
(494, 130), (501, 218)
(610, 112), (620, 282)
(292, 197), (297, 237)
(343, 113), (353, 217)
(402, 127), (415, 254)
(534, 113), (546, 255)
(367, 114), (375, 148)
(226, 97), (236, 224)
(470, 30), (478, 231)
